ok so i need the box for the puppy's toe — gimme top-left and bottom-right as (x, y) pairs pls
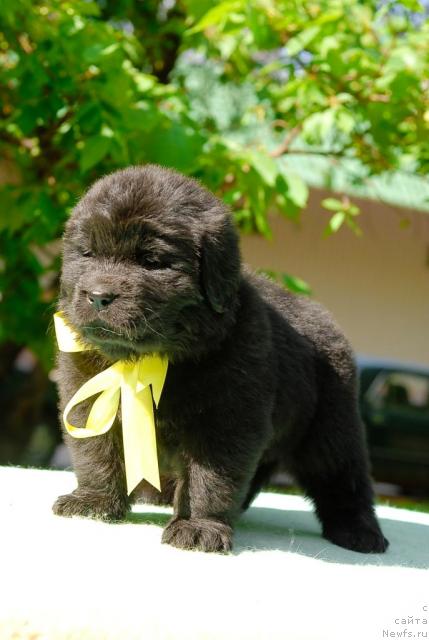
(52, 490), (128, 521)
(162, 517), (233, 553)
(324, 521), (389, 554)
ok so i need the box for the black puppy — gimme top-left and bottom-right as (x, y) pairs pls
(53, 164), (388, 554)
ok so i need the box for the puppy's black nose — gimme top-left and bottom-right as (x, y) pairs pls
(87, 291), (116, 311)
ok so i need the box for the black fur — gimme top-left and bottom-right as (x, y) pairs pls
(53, 164), (389, 554)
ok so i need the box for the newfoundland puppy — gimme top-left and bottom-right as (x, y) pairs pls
(53, 164), (388, 554)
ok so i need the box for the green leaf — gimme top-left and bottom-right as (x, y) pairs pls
(257, 269), (312, 295)
(322, 197), (344, 212)
(345, 216), (363, 236)
(79, 135), (111, 172)
(187, 1), (243, 34)
(83, 43), (118, 62)
(183, 0), (217, 21)
(336, 109), (356, 135)
(134, 73), (156, 93)
(286, 26), (320, 56)
(278, 166), (309, 208)
(281, 273), (312, 295)
(246, 150), (278, 186)
(302, 109), (336, 144)
(324, 211), (346, 236)
(386, 46), (422, 74)
(143, 122), (204, 173)
(254, 209), (272, 237)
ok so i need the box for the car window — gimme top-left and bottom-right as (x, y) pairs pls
(365, 371), (429, 415)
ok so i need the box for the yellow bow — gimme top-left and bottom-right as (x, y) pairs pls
(53, 312), (168, 495)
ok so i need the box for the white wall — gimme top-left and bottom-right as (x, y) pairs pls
(241, 189), (429, 366)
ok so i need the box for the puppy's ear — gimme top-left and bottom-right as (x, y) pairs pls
(200, 217), (241, 313)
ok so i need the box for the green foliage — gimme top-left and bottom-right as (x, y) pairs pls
(0, 0), (428, 363)
(322, 196), (361, 236)
(261, 269), (313, 296)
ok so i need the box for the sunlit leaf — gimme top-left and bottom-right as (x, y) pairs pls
(278, 166), (309, 208)
(324, 211), (346, 236)
(281, 273), (312, 295)
(286, 26), (320, 56)
(187, 0), (243, 34)
(247, 150), (278, 186)
(79, 135), (111, 172)
(322, 198), (344, 212)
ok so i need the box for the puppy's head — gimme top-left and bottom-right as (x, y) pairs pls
(59, 165), (241, 361)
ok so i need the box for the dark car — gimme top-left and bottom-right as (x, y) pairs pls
(358, 356), (429, 496)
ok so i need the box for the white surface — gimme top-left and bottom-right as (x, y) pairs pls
(0, 466), (428, 640)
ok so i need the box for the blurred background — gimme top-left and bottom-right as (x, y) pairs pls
(1, 0), (428, 504)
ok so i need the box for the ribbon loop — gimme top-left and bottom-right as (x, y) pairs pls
(54, 312), (168, 494)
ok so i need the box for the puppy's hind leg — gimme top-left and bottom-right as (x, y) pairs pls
(132, 476), (176, 506)
(290, 381), (389, 554)
(241, 460), (278, 511)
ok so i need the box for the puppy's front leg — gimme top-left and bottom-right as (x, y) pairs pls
(53, 430), (129, 521)
(162, 465), (236, 553)
(162, 418), (268, 552)
(53, 352), (129, 521)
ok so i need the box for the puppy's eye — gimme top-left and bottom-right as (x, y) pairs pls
(81, 249), (93, 258)
(135, 248), (170, 269)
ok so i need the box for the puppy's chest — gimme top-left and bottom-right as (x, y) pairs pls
(156, 369), (205, 426)
(154, 362), (219, 440)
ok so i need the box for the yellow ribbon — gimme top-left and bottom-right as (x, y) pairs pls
(53, 312), (168, 495)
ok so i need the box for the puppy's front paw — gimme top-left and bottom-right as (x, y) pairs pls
(323, 519), (389, 554)
(162, 517), (233, 553)
(53, 490), (128, 521)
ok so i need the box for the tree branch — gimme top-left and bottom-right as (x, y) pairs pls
(270, 125), (302, 157)
(271, 146), (349, 159)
